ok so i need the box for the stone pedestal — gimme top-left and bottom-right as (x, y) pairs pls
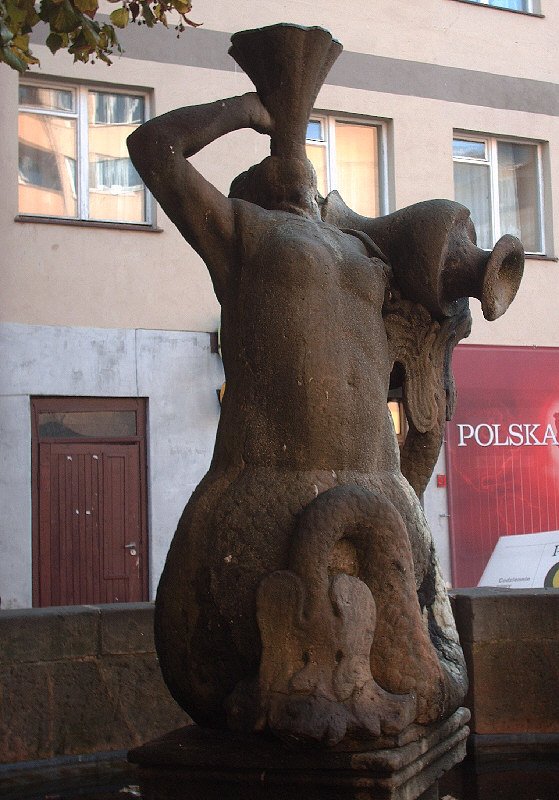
(129, 707), (469, 800)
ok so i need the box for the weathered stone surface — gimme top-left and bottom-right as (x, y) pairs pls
(0, 605), (99, 664)
(0, 604), (190, 764)
(127, 22), (523, 749)
(452, 587), (559, 643)
(452, 589), (559, 736)
(0, 661), (53, 762)
(130, 708), (470, 799)
(100, 603), (155, 655)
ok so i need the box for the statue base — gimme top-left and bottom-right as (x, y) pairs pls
(129, 707), (470, 800)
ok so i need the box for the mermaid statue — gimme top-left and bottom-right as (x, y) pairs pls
(127, 23), (523, 748)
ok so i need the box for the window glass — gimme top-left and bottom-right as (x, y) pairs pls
(488, 0), (528, 10)
(306, 115), (383, 217)
(88, 92), (145, 223)
(453, 135), (542, 253)
(468, 0), (532, 10)
(454, 161), (493, 249)
(92, 92), (144, 125)
(335, 122), (379, 217)
(306, 120), (324, 142)
(18, 112), (77, 217)
(18, 82), (147, 224)
(452, 139), (486, 161)
(38, 411), (137, 438)
(497, 141), (541, 252)
(19, 85), (74, 112)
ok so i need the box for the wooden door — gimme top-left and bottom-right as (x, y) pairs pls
(32, 398), (148, 606)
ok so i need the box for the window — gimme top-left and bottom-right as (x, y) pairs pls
(306, 115), (387, 217)
(453, 135), (544, 253)
(459, 0), (540, 13)
(18, 82), (148, 225)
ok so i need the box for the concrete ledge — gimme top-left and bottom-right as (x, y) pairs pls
(0, 603), (190, 764)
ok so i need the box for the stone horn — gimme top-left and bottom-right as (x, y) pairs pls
(322, 193), (525, 320)
(229, 24), (342, 160)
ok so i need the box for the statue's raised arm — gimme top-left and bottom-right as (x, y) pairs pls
(127, 92), (273, 302)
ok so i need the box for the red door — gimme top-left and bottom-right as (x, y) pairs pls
(32, 397), (148, 606)
(37, 442), (143, 605)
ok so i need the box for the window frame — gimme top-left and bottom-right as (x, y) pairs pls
(306, 112), (389, 217)
(453, 131), (545, 256)
(18, 78), (152, 227)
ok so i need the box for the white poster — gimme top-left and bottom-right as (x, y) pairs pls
(478, 530), (559, 589)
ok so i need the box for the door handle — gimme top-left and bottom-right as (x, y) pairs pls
(124, 542), (137, 549)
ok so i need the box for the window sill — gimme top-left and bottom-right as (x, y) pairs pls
(449, 0), (543, 17)
(525, 253), (558, 262)
(15, 215), (163, 233)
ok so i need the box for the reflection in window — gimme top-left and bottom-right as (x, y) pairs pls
(463, 0), (538, 11)
(19, 143), (62, 191)
(453, 134), (543, 253)
(19, 85), (74, 112)
(18, 81), (147, 224)
(90, 157), (142, 190)
(18, 110), (77, 217)
(306, 115), (384, 217)
(38, 411), (137, 439)
(93, 93), (144, 125)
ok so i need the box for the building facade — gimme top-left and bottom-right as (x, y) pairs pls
(1, 0), (558, 607)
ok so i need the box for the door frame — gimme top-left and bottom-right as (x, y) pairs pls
(31, 396), (149, 606)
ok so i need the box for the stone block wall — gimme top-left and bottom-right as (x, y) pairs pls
(1, 591), (558, 765)
(451, 588), (559, 738)
(0, 604), (190, 764)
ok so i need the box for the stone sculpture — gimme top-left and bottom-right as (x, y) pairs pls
(127, 23), (523, 750)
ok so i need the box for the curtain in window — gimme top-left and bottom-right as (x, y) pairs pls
(453, 161), (493, 249)
(91, 157), (141, 190)
(93, 93), (144, 125)
(497, 142), (539, 252)
(335, 122), (378, 217)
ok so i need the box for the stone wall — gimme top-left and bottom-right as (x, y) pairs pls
(0, 604), (190, 764)
(1, 591), (558, 764)
(451, 588), (559, 752)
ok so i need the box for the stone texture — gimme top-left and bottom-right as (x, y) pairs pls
(130, 708), (470, 799)
(0, 605), (99, 664)
(100, 603), (155, 655)
(451, 589), (559, 736)
(0, 661), (53, 762)
(0, 604), (190, 764)
(452, 587), (559, 642)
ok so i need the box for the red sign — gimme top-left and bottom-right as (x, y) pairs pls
(446, 345), (559, 587)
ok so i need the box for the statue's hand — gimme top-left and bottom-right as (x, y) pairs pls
(243, 92), (274, 136)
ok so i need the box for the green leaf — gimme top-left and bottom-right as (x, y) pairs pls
(0, 43), (28, 71)
(0, 23), (15, 45)
(109, 7), (128, 28)
(96, 49), (112, 64)
(74, 0), (98, 14)
(5, 2), (28, 27)
(50, 1), (80, 33)
(38, 0), (53, 22)
(45, 30), (64, 52)
(172, 0), (191, 14)
(11, 33), (31, 48)
(140, 1), (155, 27)
(81, 20), (99, 45)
